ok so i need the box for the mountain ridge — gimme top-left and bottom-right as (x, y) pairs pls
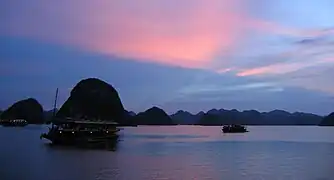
(0, 78), (331, 126)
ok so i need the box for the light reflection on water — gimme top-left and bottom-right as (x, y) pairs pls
(0, 125), (333, 180)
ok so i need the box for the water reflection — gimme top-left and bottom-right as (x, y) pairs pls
(1, 125), (334, 180)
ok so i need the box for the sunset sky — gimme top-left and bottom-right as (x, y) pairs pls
(1, 0), (334, 115)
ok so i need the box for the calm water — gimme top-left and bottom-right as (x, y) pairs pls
(0, 125), (333, 180)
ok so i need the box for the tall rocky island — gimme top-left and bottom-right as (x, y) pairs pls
(1, 98), (44, 124)
(319, 112), (334, 126)
(56, 78), (127, 123)
(55, 78), (174, 125)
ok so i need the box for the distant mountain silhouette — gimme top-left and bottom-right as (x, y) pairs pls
(1, 77), (327, 126)
(56, 78), (126, 123)
(319, 112), (334, 126)
(132, 107), (175, 125)
(1, 98), (44, 124)
(119, 110), (138, 126)
(170, 110), (203, 125)
(125, 110), (136, 117)
(44, 108), (58, 122)
(170, 109), (322, 125)
(196, 111), (205, 116)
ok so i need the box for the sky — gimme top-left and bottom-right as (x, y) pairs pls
(1, 0), (334, 115)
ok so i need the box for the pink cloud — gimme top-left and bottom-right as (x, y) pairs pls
(1, 0), (246, 69)
(4, 0), (331, 71)
(246, 19), (304, 36)
(237, 57), (334, 77)
(245, 18), (334, 38)
(216, 68), (233, 74)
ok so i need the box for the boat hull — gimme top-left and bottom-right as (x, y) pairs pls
(41, 130), (119, 146)
(222, 129), (248, 133)
(0, 121), (28, 127)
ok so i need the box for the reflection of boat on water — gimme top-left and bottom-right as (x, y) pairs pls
(222, 125), (248, 133)
(40, 118), (121, 147)
(45, 134), (120, 151)
(0, 119), (28, 127)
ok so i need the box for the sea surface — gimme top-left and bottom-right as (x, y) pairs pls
(0, 125), (333, 180)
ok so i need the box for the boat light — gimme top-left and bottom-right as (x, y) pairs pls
(106, 131), (108, 133)
(59, 131), (62, 134)
(72, 131), (74, 134)
(90, 131), (92, 133)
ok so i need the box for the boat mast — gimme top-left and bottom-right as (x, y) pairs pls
(52, 88), (59, 118)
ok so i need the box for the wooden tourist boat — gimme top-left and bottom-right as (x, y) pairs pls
(0, 119), (28, 127)
(40, 88), (121, 147)
(40, 118), (121, 146)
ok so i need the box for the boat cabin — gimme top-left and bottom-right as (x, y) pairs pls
(50, 118), (119, 134)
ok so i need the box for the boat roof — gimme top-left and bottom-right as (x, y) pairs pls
(52, 118), (119, 126)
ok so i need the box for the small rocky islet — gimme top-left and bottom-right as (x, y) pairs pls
(0, 98), (44, 124)
(0, 78), (333, 126)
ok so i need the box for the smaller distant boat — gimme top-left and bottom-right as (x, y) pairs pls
(222, 124), (248, 133)
(0, 119), (28, 127)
